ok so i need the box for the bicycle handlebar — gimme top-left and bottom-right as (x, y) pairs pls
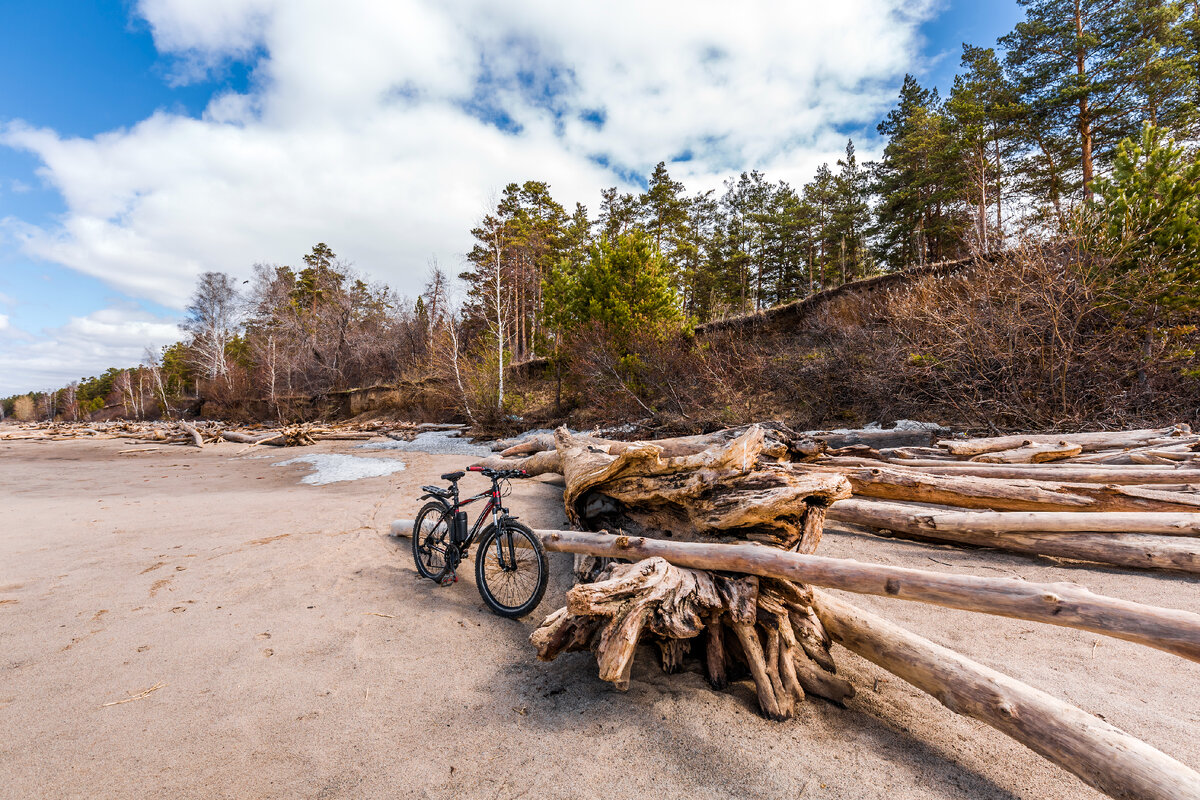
(467, 465), (529, 479)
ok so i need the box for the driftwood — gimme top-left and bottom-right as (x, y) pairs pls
(520, 528), (1200, 662)
(179, 422), (203, 448)
(835, 461), (1200, 484)
(455, 421), (1200, 797)
(813, 591), (1200, 800)
(393, 520), (1200, 663)
(812, 464), (1200, 513)
(937, 425), (1194, 456)
(829, 499), (1200, 573)
(531, 559), (852, 716)
(507, 425), (853, 719)
(971, 440), (1082, 463)
(554, 426), (848, 553)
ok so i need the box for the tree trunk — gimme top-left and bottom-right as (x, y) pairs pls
(814, 464), (1200, 512)
(813, 591), (1200, 800)
(829, 499), (1200, 573)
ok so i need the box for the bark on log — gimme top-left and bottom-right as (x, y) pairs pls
(812, 464), (1200, 512)
(813, 591), (1200, 800)
(937, 425), (1193, 457)
(828, 499), (1200, 573)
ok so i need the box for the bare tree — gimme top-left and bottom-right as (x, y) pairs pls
(143, 347), (170, 418)
(183, 271), (241, 384)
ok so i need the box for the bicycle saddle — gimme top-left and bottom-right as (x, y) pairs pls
(441, 471), (465, 482)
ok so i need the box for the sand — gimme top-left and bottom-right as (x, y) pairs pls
(1, 436), (1198, 799)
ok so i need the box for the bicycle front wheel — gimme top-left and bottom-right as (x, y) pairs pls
(412, 502), (454, 582)
(474, 521), (548, 618)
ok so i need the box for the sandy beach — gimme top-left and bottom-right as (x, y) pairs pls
(2, 436), (1198, 800)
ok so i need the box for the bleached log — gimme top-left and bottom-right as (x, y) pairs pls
(822, 459), (1200, 484)
(179, 422), (203, 448)
(396, 516), (1200, 664)
(828, 499), (1200, 573)
(219, 431), (286, 446)
(971, 440), (1082, 463)
(828, 498), (1200, 535)
(812, 591), (1200, 800)
(469, 448), (564, 476)
(553, 426), (850, 551)
(814, 464), (1200, 512)
(938, 425), (1192, 457)
(522, 527), (1200, 663)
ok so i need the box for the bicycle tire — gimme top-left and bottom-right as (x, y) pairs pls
(412, 501), (454, 582)
(474, 520), (548, 618)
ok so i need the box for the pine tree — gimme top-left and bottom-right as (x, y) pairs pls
(639, 162), (690, 271)
(1122, 0), (1198, 135)
(831, 140), (873, 281)
(1002, 0), (1138, 207)
(872, 76), (967, 267)
(947, 46), (1020, 250)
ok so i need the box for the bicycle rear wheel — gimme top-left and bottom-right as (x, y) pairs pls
(474, 521), (548, 618)
(412, 502), (454, 582)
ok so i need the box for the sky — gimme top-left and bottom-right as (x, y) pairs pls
(0, 0), (1023, 396)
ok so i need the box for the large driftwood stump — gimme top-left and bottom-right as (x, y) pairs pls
(527, 426), (852, 719)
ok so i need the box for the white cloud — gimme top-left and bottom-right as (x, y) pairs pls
(0, 306), (183, 395)
(1, 1), (942, 393)
(2, 0), (935, 313)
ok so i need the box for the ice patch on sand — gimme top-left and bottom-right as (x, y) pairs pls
(358, 429), (492, 456)
(274, 454), (406, 485)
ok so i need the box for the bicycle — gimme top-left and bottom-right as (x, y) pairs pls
(412, 465), (548, 618)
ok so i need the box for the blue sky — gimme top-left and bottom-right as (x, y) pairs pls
(0, 0), (1023, 395)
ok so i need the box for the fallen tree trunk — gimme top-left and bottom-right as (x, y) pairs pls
(828, 499), (1200, 573)
(394, 520), (1200, 663)
(971, 440), (1082, 463)
(828, 498), (1200, 535)
(179, 422), (203, 448)
(850, 462), (1200, 484)
(813, 591), (1200, 800)
(219, 431), (286, 446)
(552, 426), (849, 554)
(524, 528), (1200, 662)
(937, 425), (1193, 457)
(468, 448), (564, 476)
(813, 464), (1200, 512)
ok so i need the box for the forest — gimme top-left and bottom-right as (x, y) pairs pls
(5, 0), (1200, 432)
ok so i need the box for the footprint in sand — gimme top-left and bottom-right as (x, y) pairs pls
(262, 648), (274, 657)
(256, 632), (271, 640)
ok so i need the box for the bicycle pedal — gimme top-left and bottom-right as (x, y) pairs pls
(439, 574), (458, 586)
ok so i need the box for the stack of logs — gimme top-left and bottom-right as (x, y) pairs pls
(817, 424), (1200, 574)
(456, 423), (1200, 799)
(481, 423), (1200, 575)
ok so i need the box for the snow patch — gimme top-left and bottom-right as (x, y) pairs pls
(274, 454), (406, 485)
